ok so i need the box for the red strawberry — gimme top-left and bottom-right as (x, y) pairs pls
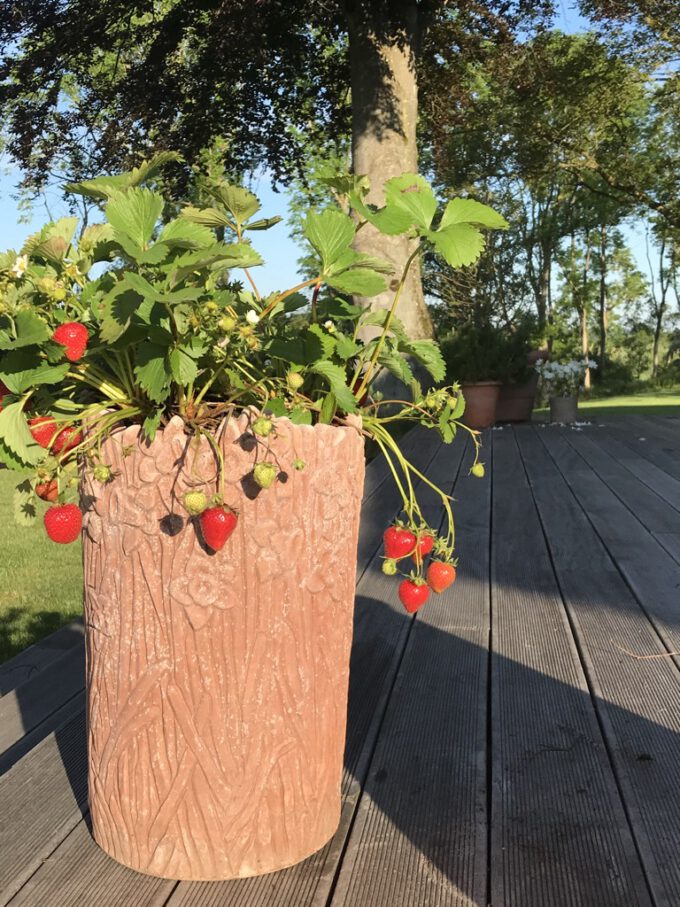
(36, 479), (59, 502)
(398, 579), (430, 614)
(412, 533), (435, 561)
(53, 322), (89, 362)
(383, 526), (417, 560)
(44, 504), (82, 544)
(29, 417), (82, 454)
(199, 506), (238, 552)
(427, 561), (457, 593)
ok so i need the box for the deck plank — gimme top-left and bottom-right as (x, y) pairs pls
(0, 621), (84, 697)
(539, 426), (680, 660)
(490, 428), (650, 907)
(518, 425), (680, 906)
(0, 645), (85, 757)
(0, 709), (88, 905)
(330, 439), (488, 907)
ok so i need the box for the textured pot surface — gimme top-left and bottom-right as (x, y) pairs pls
(550, 395), (579, 424)
(461, 382), (501, 429)
(81, 414), (365, 880)
(496, 375), (538, 423)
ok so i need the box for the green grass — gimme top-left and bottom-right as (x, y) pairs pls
(0, 469), (83, 663)
(537, 388), (680, 418)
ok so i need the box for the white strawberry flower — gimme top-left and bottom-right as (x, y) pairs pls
(10, 254), (28, 279)
(323, 320), (336, 333)
(245, 309), (260, 325)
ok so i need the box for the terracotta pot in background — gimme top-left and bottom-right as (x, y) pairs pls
(461, 381), (502, 429)
(550, 395), (578, 424)
(81, 414), (365, 880)
(496, 373), (539, 423)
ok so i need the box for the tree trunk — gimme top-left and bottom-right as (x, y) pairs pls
(539, 249), (551, 350)
(598, 224), (608, 378)
(652, 304), (665, 380)
(582, 235), (592, 390)
(345, 0), (432, 340)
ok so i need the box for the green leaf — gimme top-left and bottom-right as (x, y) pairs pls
(181, 206), (232, 228)
(326, 268), (387, 297)
(0, 352), (69, 394)
(317, 298), (362, 320)
(160, 219), (215, 250)
(384, 174), (437, 230)
(214, 184), (261, 226)
(264, 396), (288, 417)
(134, 343), (171, 403)
(310, 361), (357, 413)
(288, 406), (313, 425)
(306, 324), (336, 360)
(358, 309), (408, 340)
(245, 216), (283, 232)
(429, 224), (486, 269)
(366, 206), (414, 235)
(399, 339), (446, 383)
(22, 217), (79, 262)
(14, 478), (37, 526)
(437, 405), (458, 444)
(334, 333), (361, 361)
(211, 243), (263, 270)
(0, 438), (27, 470)
(0, 401), (42, 465)
(439, 198), (509, 230)
(99, 287), (144, 342)
(319, 392), (337, 424)
(142, 409), (163, 441)
(304, 209), (355, 270)
(449, 391), (466, 420)
(168, 346), (199, 385)
(65, 152), (180, 200)
(106, 189), (164, 249)
(0, 311), (50, 350)
(377, 349), (415, 385)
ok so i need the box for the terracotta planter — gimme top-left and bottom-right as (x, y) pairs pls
(550, 395), (578, 424)
(460, 381), (502, 429)
(81, 413), (365, 881)
(496, 374), (539, 423)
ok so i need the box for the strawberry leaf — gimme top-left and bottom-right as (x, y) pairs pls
(304, 209), (355, 270)
(106, 189), (164, 249)
(439, 198), (509, 230)
(310, 361), (357, 413)
(326, 268), (387, 296)
(14, 478), (37, 526)
(0, 401), (43, 465)
(384, 173), (437, 230)
(428, 223), (486, 269)
(134, 343), (171, 403)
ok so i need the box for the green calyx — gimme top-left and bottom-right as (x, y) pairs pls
(93, 464), (113, 484)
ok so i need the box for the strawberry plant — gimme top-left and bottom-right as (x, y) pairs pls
(0, 157), (505, 600)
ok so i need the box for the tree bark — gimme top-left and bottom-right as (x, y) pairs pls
(598, 224), (608, 377)
(345, 0), (433, 340)
(582, 234), (592, 390)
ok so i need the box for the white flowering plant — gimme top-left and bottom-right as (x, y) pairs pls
(534, 358), (597, 398)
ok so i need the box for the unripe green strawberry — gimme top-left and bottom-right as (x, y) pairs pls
(252, 416), (273, 438)
(253, 462), (278, 490)
(382, 559), (398, 576)
(218, 316), (236, 333)
(183, 490), (209, 515)
(204, 301), (218, 313)
(293, 458), (306, 471)
(287, 371), (304, 391)
(471, 462), (485, 478)
(93, 464), (113, 484)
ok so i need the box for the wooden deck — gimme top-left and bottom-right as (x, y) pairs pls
(2, 414), (680, 906)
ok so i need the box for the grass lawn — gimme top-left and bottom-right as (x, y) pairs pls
(0, 469), (83, 664)
(537, 388), (680, 418)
